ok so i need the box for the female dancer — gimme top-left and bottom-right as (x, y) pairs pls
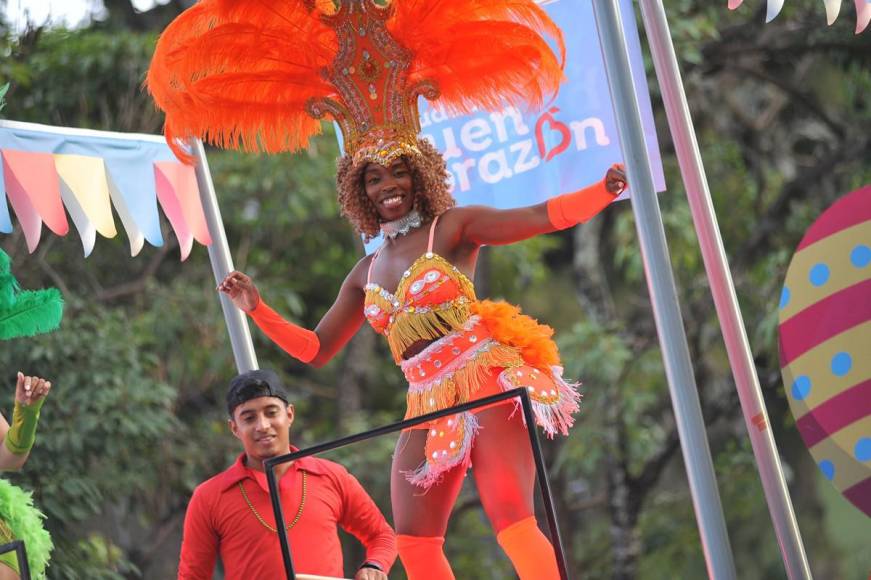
(148, 1), (625, 577)
(219, 154), (625, 580)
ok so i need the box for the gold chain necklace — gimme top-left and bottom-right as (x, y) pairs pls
(238, 470), (307, 533)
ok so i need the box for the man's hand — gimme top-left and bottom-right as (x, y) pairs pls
(605, 163), (627, 194)
(354, 566), (388, 580)
(15, 372), (51, 407)
(217, 271), (261, 313)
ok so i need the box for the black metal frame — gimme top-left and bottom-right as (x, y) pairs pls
(264, 387), (569, 580)
(0, 540), (30, 580)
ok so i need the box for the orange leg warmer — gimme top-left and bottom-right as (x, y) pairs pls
(396, 535), (455, 580)
(496, 516), (561, 580)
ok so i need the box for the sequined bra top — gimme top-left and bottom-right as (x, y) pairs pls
(364, 215), (477, 361)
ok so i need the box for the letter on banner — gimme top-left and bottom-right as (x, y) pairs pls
(2, 149), (67, 253)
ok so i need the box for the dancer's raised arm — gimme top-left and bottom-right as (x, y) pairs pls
(0, 372), (51, 471)
(455, 164), (626, 248)
(219, 258), (369, 368)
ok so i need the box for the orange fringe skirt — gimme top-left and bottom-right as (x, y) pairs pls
(399, 304), (580, 488)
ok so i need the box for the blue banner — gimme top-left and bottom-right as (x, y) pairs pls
(418, 0), (665, 209)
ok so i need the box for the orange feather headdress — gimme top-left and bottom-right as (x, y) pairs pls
(146, 0), (565, 165)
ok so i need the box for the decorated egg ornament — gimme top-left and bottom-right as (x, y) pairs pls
(778, 185), (871, 516)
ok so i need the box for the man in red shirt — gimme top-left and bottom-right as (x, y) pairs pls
(179, 369), (396, 579)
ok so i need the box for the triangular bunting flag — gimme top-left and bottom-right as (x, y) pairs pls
(154, 164), (194, 261)
(856, 0), (871, 33)
(0, 170), (11, 233)
(106, 171), (146, 257)
(154, 161), (212, 246)
(53, 154), (117, 238)
(2, 149), (68, 236)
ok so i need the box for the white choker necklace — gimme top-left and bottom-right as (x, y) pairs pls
(380, 210), (423, 240)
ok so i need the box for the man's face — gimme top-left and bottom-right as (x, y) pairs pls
(229, 396), (294, 462)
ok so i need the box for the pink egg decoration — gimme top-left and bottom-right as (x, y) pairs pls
(778, 185), (871, 516)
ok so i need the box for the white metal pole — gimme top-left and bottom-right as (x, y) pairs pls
(591, 1), (737, 577)
(191, 139), (259, 373)
(636, 2), (812, 578)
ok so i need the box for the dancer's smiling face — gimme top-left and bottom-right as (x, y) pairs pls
(363, 158), (415, 222)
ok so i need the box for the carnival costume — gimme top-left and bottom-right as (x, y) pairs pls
(0, 249), (60, 579)
(148, 2), (617, 577)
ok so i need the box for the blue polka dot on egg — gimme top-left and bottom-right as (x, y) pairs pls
(809, 263), (830, 287)
(791, 375), (812, 400)
(851, 244), (871, 268)
(819, 459), (835, 481)
(855, 438), (871, 462)
(830, 352), (852, 377)
(779, 286), (790, 310)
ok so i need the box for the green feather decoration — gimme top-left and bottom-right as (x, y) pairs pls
(0, 479), (54, 579)
(0, 250), (64, 340)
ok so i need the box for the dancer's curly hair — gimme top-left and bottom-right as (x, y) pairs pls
(336, 138), (455, 240)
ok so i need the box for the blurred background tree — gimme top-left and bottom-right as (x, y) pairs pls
(0, 0), (869, 578)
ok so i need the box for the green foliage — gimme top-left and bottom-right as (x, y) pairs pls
(0, 81), (8, 112)
(1, 299), (177, 577)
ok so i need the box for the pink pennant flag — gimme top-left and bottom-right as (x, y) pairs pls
(3, 163), (42, 253)
(154, 161), (212, 246)
(856, 0), (871, 33)
(2, 149), (69, 241)
(154, 164), (194, 261)
(728, 0), (744, 9)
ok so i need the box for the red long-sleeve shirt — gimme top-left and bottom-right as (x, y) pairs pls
(178, 451), (396, 579)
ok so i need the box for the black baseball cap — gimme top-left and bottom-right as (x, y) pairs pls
(226, 369), (290, 416)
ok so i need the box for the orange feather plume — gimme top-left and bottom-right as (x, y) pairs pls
(391, 0), (565, 115)
(472, 300), (562, 371)
(146, 0), (565, 160)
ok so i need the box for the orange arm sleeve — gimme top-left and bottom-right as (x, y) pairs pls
(546, 178), (619, 229)
(247, 299), (320, 364)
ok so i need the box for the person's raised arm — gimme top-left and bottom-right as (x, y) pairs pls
(0, 372), (51, 472)
(457, 164), (626, 247)
(218, 258), (369, 369)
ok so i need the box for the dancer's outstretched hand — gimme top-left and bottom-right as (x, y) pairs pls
(605, 163), (627, 194)
(15, 372), (51, 406)
(218, 271), (261, 313)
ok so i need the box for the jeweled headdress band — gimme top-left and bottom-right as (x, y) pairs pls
(147, 0), (565, 165)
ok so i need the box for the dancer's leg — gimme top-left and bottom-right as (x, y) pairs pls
(392, 428), (465, 580)
(472, 404), (560, 580)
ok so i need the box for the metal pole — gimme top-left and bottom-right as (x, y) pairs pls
(16, 541), (29, 580)
(264, 389), (570, 580)
(0, 541), (30, 580)
(190, 139), (259, 373)
(519, 390), (569, 580)
(636, 2), (812, 578)
(591, 1), (737, 578)
(266, 462), (296, 580)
